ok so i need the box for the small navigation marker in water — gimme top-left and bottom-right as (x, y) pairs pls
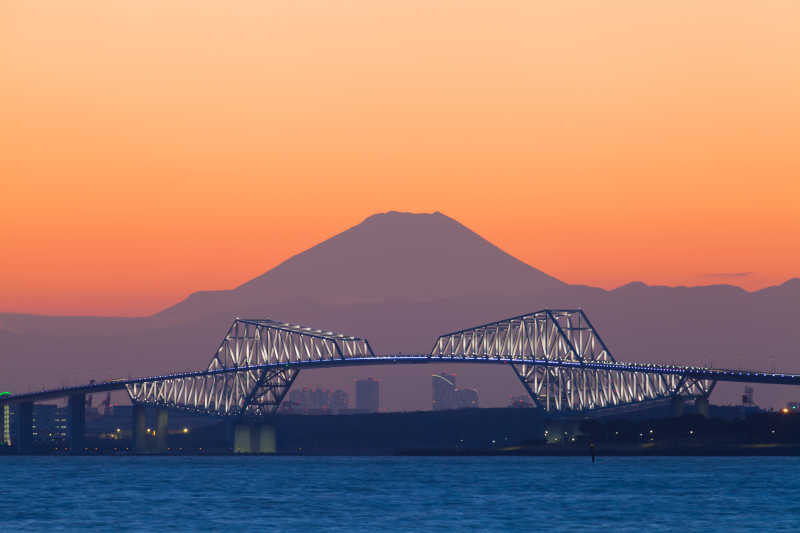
(590, 442), (596, 463)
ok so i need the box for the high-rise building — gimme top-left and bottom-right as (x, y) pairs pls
(433, 374), (479, 410)
(330, 390), (349, 412)
(432, 373), (456, 411)
(355, 378), (380, 412)
(2, 403), (12, 446)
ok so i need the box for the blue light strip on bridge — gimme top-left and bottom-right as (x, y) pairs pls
(3, 356), (800, 405)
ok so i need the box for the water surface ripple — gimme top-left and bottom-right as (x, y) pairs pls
(1, 456), (798, 532)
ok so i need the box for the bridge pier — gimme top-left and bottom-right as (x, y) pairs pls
(233, 424), (252, 454)
(68, 394), (86, 453)
(256, 425), (276, 454)
(155, 408), (168, 453)
(670, 396), (684, 417)
(132, 405), (147, 453)
(695, 397), (710, 418)
(16, 402), (33, 454)
(233, 423), (276, 454)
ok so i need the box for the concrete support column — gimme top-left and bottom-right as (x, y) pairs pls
(249, 425), (259, 454)
(257, 425), (276, 454)
(224, 419), (235, 447)
(68, 394), (86, 453)
(695, 397), (710, 418)
(133, 405), (147, 454)
(16, 402), (33, 454)
(670, 396), (684, 418)
(233, 424), (252, 454)
(155, 408), (168, 453)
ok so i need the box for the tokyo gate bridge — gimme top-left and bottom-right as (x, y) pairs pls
(3, 309), (800, 453)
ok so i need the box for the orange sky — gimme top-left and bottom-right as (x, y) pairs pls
(1, 1), (798, 317)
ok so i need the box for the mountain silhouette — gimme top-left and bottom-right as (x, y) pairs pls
(155, 211), (564, 322)
(1, 212), (798, 410)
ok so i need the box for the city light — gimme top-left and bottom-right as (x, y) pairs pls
(781, 407), (790, 414)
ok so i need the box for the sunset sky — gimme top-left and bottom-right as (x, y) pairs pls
(1, 1), (798, 316)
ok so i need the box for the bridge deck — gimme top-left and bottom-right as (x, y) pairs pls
(3, 355), (800, 405)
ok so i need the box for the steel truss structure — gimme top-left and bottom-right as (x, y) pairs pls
(127, 319), (374, 417)
(124, 310), (717, 417)
(431, 310), (715, 411)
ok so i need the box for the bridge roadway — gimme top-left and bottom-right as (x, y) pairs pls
(3, 355), (800, 454)
(6, 310), (800, 453)
(4, 355), (800, 406)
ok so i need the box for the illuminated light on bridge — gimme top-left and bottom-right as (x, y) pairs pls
(431, 309), (714, 411)
(128, 319), (375, 417)
(3, 309), (800, 454)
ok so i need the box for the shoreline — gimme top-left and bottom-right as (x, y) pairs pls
(397, 444), (800, 457)
(4, 445), (800, 457)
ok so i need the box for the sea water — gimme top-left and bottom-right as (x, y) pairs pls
(1, 456), (798, 532)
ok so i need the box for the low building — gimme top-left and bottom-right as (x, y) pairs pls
(285, 387), (350, 414)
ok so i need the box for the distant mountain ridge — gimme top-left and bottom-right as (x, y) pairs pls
(155, 211), (564, 322)
(1, 211), (798, 410)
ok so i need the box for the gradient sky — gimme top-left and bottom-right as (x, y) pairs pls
(1, 1), (798, 317)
